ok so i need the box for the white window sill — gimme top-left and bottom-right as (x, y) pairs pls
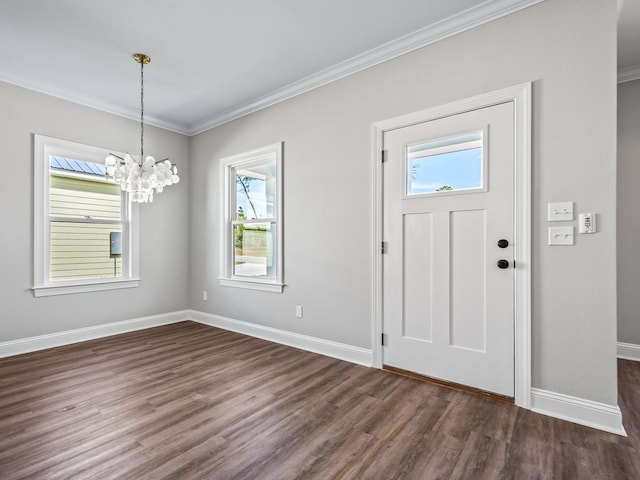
(32, 278), (140, 297)
(219, 278), (285, 293)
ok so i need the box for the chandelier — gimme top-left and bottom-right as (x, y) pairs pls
(105, 53), (179, 203)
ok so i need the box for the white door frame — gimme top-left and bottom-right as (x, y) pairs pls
(371, 83), (532, 408)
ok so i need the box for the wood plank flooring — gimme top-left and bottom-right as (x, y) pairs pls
(0, 321), (638, 479)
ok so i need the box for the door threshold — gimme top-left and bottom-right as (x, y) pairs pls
(383, 365), (514, 404)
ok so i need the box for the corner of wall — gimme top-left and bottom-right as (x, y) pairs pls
(531, 388), (626, 436)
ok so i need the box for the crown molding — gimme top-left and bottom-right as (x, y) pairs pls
(0, 0), (544, 137)
(0, 67), (191, 135)
(188, 0), (544, 135)
(618, 64), (640, 84)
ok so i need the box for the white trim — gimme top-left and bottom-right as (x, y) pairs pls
(531, 388), (627, 436)
(0, 308), (373, 367)
(33, 134), (140, 296)
(218, 278), (285, 293)
(0, 1), (542, 136)
(372, 83), (532, 408)
(33, 278), (140, 297)
(189, 0), (542, 135)
(0, 311), (190, 359)
(189, 310), (373, 367)
(372, 130), (384, 370)
(618, 64), (640, 84)
(219, 142), (284, 292)
(0, 67), (191, 135)
(513, 82), (533, 408)
(617, 342), (640, 361)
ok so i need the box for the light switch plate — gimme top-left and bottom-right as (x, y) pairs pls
(549, 226), (574, 245)
(548, 202), (574, 221)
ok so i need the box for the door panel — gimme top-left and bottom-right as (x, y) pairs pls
(403, 212), (433, 342)
(382, 102), (515, 396)
(450, 208), (486, 352)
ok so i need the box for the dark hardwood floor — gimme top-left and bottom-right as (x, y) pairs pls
(0, 321), (638, 479)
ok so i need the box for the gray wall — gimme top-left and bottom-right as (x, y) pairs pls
(0, 81), (191, 341)
(618, 79), (640, 345)
(190, 0), (619, 405)
(0, 0), (620, 409)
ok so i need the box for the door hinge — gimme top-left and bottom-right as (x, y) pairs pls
(381, 150), (388, 163)
(381, 333), (386, 346)
(381, 241), (387, 254)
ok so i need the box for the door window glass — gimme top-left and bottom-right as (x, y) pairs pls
(406, 131), (483, 195)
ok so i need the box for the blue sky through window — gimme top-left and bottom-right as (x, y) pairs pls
(236, 176), (268, 219)
(408, 147), (482, 194)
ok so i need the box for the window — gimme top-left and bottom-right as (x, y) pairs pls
(34, 135), (139, 296)
(406, 131), (485, 196)
(220, 142), (283, 292)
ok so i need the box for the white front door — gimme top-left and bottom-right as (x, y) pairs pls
(382, 101), (515, 397)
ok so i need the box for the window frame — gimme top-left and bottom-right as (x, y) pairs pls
(220, 142), (284, 293)
(33, 135), (139, 297)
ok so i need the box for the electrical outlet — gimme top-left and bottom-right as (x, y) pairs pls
(295, 305), (303, 318)
(203, 291), (208, 301)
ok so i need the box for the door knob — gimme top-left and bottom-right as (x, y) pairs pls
(497, 239), (509, 248)
(497, 259), (510, 269)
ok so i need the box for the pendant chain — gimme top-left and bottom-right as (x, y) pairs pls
(140, 60), (144, 161)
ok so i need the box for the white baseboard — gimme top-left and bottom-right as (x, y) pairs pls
(530, 388), (626, 436)
(0, 309), (373, 368)
(0, 310), (190, 359)
(187, 310), (373, 367)
(617, 342), (640, 362)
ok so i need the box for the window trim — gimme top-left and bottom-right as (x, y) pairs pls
(33, 135), (139, 297)
(219, 142), (284, 293)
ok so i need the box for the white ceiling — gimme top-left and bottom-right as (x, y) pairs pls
(0, 0), (635, 136)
